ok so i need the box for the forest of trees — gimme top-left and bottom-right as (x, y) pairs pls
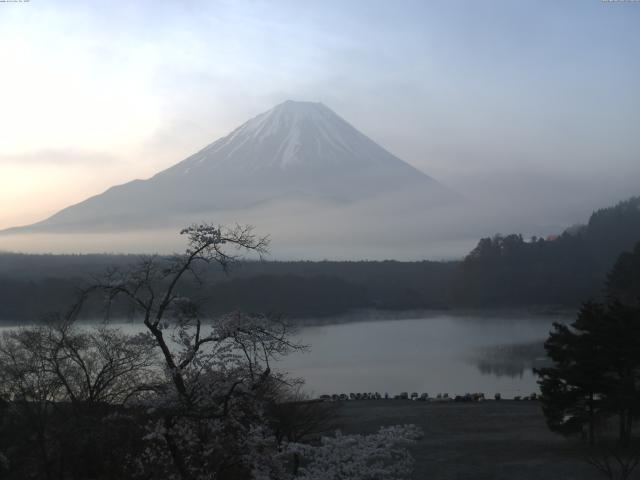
(0, 259), (457, 322)
(0, 196), (639, 322)
(452, 196), (640, 307)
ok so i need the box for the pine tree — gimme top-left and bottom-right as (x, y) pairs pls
(536, 302), (609, 444)
(537, 300), (640, 445)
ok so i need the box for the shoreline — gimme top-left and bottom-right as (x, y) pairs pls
(0, 306), (577, 328)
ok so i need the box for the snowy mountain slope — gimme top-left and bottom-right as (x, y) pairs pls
(3, 100), (456, 233)
(162, 100), (423, 174)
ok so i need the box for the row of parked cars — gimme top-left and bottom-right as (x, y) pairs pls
(318, 392), (539, 401)
(318, 392), (382, 401)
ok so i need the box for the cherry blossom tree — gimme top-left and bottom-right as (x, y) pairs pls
(0, 320), (158, 479)
(84, 224), (301, 479)
(289, 425), (422, 480)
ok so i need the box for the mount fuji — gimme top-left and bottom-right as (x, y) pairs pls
(4, 100), (456, 235)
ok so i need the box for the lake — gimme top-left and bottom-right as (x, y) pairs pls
(1, 311), (570, 399)
(277, 312), (567, 398)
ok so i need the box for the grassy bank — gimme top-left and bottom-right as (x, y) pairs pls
(333, 400), (599, 480)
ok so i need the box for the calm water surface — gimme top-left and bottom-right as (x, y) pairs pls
(277, 313), (565, 398)
(2, 313), (568, 399)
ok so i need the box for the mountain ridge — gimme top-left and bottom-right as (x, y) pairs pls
(2, 100), (455, 234)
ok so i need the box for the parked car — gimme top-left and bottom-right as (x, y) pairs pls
(437, 393), (450, 401)
(399, 392), (409, 400)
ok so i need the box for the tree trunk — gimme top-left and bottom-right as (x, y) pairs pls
(293, 452), (300, 476)
(588, 395), (595, 445)
(163, 416), (193, 480)
(619, 410), (630, 446)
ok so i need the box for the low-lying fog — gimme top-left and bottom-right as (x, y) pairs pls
(3, 176), (634, 260)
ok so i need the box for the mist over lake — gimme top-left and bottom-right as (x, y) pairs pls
(279, 313), (560, 398)
(1, 312), (563, 399)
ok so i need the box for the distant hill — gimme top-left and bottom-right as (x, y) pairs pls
(452, 196), (640, 307)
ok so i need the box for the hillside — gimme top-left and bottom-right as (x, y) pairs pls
(452, 197), (640, 306)
(0, 196), (638, 322)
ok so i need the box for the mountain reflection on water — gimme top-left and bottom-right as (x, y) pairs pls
(472, 341), (550, 379)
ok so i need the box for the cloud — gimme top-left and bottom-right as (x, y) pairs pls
(0, 149), (119, 166)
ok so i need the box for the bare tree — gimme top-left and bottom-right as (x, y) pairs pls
(0, 320), (159, 406)
(270, 388), (339, 445)
(0, 327), (62, 479)
(87, 224), (269, 397)
(269, 387), (339, 476)
(587, 442), (640, 480)
(0, 320), (159, 479)
(83, 224), (309, 480)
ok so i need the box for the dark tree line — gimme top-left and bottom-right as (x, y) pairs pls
(452, 197), (640, 307)
(536, 240), (640, 479)
(0, 260), (457, 322)
(607, 242), (640, 307)
(1, 196), (639, 322)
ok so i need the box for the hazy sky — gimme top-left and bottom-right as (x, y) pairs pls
(1, 0), (639, 231)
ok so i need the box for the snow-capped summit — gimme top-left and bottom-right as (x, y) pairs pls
(5, 101), (456, 233)
(161, 100), (424, 175)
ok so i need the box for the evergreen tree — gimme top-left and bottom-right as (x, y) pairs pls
(536, 302), (609, 444)
(607, 241), (640, 305)
(537, 300), (640, 446)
